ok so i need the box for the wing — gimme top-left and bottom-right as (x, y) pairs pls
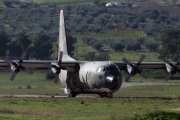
(0, 60), (86, 69)
(113, 59), (179, 81)
(115, 61), (167, 70)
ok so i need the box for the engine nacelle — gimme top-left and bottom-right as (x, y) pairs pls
(165, 63), (176, 74)
(51, 63), (60, 74)
(127, 64), (136, 76)
(10, 61), (20, 73)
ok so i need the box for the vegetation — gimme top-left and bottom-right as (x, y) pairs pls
(0, 97), (180, 120)
(159, 28), (180, 61)
(0, 1), (179, 60)
(0, 1), (180, 120)
(0, 71), (179, 120)
(133, 111), (180, 120)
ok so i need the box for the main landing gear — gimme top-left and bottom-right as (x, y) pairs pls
(98, 92), (113, 98)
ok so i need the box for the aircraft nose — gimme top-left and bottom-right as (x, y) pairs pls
(105, 76), (118, 90)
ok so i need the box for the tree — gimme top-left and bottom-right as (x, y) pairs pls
(111, 42), (125, 52)
(144, 41), (159, 52)
(66, 34), (77, 56)
(159, 28), (180, 61)
(126, 42), (141, 51)
(94, 0), (106, 6)
(84, 51), (96, 61)
(0, 31), (10, 57)
(3, 0), (12, 7)
(8, 41), (22, 58)
(92, 41), (103, 50)
(95, 53), (110, 61)
(15, 32), (31, 51)
(127, 3), (132, 9)
(30, 32), (52, 59)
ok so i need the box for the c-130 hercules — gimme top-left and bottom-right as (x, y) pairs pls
(0, 10), (180, 97)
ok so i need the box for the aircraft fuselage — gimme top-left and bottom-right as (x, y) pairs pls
(60, 61), (122, 96)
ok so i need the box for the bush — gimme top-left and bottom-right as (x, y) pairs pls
(144, 41), (159, 51)
(126, 42), (141, 51)
(132, 111), (180, 120)
(27, 85), (31, 89)
(110, 42), (125, 52)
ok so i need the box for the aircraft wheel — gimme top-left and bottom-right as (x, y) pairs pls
(107, 93), (113, 98)
(99, 92), (113, 98)
(68, 90), (77, 97)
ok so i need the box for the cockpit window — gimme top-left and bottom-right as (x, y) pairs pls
(97, 65), (120, 75)
(97, 66), (105, 72)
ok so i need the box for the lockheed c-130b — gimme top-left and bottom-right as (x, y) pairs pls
(0, 10), (180, 97)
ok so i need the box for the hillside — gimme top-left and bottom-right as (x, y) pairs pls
(31, 0), (180, 6)
(0, 0), (179, 61)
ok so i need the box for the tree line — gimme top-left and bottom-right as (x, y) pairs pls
(0, 31), (76, 60)
(0, 3), (179, 39)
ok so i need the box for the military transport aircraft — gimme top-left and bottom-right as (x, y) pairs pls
(0, 10), (180, 97)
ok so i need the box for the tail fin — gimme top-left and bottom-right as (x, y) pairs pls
(58, 10), (75, 61)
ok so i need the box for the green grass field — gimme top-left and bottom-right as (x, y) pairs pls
(0, 71), (180, 119)
(0, 71), (64, 95)
(0, 97), (180, 120)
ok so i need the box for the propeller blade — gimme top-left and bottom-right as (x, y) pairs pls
(51, 64), (59, 69)
(123, 55), (147, 81)
(163, 58), (175, 69)
(122, 58), (135, 68)
(20, 66), (25, 71)
(20, 51), (27, 61)
(122, 58), (131, 65)
(176, 58), (180, 66)
(5, 58), (12, 64)
(10, 72), (17, 81)
(140, 72), (148, 79)
(46, 71), (55, 80)
(137, 55), (145, 67)
(165, 73), (173, 80)
(125, 74), (132, 82)
(54, 75), (59, 83)
(163, 58), (180, 78)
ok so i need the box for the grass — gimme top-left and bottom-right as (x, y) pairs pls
(0, 97), (179, 119)
(0, 69), (180, 119)
(0, 71), (64, 95)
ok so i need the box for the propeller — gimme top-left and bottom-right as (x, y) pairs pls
(50, 51), (75, 83)
(6, 51), (33, 81)
(122, 55), (148, 82)
(163, 58), (180, 80)
(50, 51), (63, 83)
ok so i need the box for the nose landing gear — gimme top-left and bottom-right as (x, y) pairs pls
(98, 92), (113, 98)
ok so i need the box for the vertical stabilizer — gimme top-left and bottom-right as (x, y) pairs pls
(58, 10), (75, 61)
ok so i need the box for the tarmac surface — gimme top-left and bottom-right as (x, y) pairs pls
(121, 82), (179, 88)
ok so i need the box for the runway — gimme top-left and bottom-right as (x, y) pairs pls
(0, 82), (180, 98)
(121, 82), (180, 88)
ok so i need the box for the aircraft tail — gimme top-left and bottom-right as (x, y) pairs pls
(58, 10), (75, 61)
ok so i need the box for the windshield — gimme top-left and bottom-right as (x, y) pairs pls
(97, 66), (105, 72)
